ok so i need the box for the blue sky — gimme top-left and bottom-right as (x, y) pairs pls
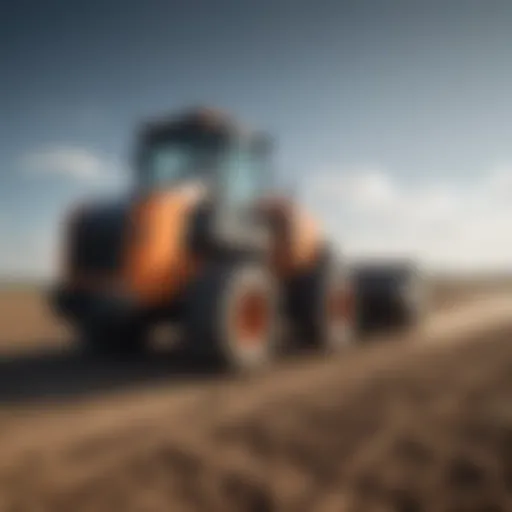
(2, 0), (512, 278)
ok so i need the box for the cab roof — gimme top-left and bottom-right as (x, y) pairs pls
(140, 106), (257, 140)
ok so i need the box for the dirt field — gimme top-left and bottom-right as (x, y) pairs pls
(0, 283), (511, 511)
(0, 287), (69, 351)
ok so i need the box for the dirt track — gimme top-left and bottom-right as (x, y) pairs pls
(0, 292), (512, 511)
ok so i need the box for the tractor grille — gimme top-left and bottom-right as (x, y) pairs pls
(70, 202), (130, 276)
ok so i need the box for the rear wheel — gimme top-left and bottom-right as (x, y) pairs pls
(78, 321), (147, 360)
(184, 262), (279, 372)
(289, 250), (357, 353)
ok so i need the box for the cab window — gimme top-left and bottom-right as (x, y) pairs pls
(221, 144), (264, 207)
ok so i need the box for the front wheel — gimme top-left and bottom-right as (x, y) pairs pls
(184, 262), (279, 373)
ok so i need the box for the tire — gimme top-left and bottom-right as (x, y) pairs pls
(289, 250), (356, 353)
(78, 321), (147, 360)
(396, 283), (429, 332)
(395, 270), (429, 329)
(184, 262), (279, 372)
(353, 262), (428, 335)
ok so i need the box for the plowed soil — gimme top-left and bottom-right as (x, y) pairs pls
(0, 284), (511, 511)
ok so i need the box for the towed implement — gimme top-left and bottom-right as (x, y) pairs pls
(51, 107), (424, 371)
(352, 259), (429, 333)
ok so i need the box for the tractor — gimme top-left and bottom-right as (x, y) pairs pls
(50, 107), (419, 371)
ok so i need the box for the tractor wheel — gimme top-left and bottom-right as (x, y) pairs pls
(184, 262), (279, 373)
(389, 275), (429, 335)
(78, 321), (147, 360)
(396, 291), (429, 333)
(289, 250), (356, 353)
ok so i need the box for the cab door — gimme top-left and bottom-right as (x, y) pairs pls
(212, 136), (272, 253)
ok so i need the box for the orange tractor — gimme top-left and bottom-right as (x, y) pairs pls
(51, 107), (418, 370)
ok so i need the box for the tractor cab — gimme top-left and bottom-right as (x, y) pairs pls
(136, 107), (273, 208)
(136, 107), (275, 251)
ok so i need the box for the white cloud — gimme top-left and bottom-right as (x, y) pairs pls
(311, 166), (396, 212)
(0, 146), (130, 281)
(304, 164), (512, 273)
(20, 146), (122, 181)
(484, 164), (512, 200)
